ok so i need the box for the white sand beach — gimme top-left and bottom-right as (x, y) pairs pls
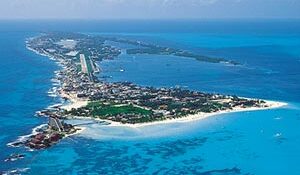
(65, 126), (86, 137)
(66, 99), (287, 129)
(61, 100), (89, 111)
(60, 91), (89, 111)
(107, 100), (287, 128)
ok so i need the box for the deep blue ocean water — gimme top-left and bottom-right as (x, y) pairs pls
(0, 20), (300, 175)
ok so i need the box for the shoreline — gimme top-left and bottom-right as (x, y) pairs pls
(26, 36), (288, 132)
(65, 126), (86, 137)
(109, 100), (288, 128)
(59, 91), (89, 111)
(68, 100), (287, 128)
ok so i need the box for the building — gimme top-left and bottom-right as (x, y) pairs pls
(48, 117), (65, 132)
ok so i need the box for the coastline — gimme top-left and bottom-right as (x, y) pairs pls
(109, 100), (287, 128)
(2, 22), (298, 175)
(65, 126), (86, 137)
(68, 100), (287, 128)
(26, 36), (288, 132)
(60, 91), (89, 111)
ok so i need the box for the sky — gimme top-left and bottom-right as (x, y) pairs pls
(0, 0), (299, 19)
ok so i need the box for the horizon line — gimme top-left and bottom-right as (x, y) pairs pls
(0, 17), (300, 22)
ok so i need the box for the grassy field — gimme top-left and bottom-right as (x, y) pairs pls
(86, 101), (153, 117)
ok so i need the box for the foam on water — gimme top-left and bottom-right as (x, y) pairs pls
(7, 124), (47, 148)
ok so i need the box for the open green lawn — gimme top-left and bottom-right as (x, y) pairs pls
(87, 101), (153, 117)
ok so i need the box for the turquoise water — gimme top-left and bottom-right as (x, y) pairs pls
(0, 20), (300, 174)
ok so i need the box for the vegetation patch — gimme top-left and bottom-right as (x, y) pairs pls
(67, 101), (156, 123)
(86, 101), (153, 117)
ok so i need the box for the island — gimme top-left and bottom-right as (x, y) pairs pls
(10, 32), (285, 150)
(101, 36), (240, 65)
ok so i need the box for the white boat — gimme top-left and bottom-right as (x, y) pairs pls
(274, 133), (282, 137)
